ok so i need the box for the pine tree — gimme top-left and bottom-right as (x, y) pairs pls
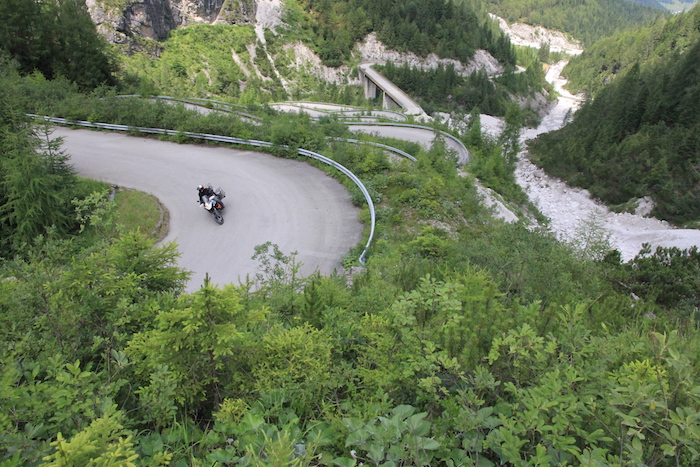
(0, 0), (116, 89)
(0, 93), (77, 255)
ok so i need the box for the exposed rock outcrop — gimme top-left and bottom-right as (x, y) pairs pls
(489, 14), (583, 56)
(282, 32), (506, 88)
(356, 33), (504, 78)
(86, 0), (255, 51)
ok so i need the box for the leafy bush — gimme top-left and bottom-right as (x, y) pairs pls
(611, 244), (700, 315)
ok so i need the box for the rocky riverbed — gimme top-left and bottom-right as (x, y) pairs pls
(501, 25), (700, 261)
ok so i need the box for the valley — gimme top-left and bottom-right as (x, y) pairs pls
(3, 0), (700, 465)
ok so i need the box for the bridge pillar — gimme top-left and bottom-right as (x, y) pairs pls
(359, 66), (379, 100)
(359, 63), (425, 114)
(362, 76), (377, 99)
(382, 93), (400, 110)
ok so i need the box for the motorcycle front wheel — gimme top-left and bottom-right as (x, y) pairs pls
(212, 209), (224, 225)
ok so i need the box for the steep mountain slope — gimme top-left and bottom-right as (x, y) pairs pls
(483, 0), (665, 45)
(564, 5), (700, 94)
(528, 36), (700, 224)
(86, 0), (255, 45)
(89, 0), (514, 65)
(290, 0), (515, 67)
(116, 0), (539, 112)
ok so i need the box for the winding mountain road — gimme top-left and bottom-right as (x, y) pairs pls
(53, 128), (363, 292)
(347, 124), (470, 164)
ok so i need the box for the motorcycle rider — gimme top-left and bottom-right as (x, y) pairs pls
(197, 184), (215, 208)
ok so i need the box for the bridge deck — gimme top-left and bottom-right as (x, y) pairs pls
(359, 63), (426, 116)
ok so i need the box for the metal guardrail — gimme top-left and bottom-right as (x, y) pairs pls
(130, 96), (405, 123)
(270, 101), (408, 122)
(29, 114), (375, 265)
(346, 121), (470, 164)
(114, 96), (418, 161)
(116, 95), (263, 122)
(268, 102), (408, 123)
(327, 137), (417, 162)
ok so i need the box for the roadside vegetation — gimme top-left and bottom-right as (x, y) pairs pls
(113, 189), (169, 240)
(72, 180), (168, 243)
(3, 1), (700, 466)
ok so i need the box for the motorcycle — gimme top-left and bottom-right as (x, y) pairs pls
(199, 185), (226, 225)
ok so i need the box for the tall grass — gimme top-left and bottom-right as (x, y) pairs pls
(113, 189), (168, 241)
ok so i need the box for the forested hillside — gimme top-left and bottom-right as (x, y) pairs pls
(374, 46), (547, 122)
(483, 0), (664, 45)
(0, 0), (116, 89)
(120, 0), (522, 107)
(564, 5), (700, 94)
(290, 0), (515, 67)
(529, 36), (700, 224)
(4, 0), (700, 466)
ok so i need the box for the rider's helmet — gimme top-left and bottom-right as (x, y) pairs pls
(197, 185), (204, 191)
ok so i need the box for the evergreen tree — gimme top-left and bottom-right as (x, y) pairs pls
(0, 91), (78, 255)
(0, 0), (116, 89)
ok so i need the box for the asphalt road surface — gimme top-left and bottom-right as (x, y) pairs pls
(53, 128), (363, 292)
(348, 125), (469, 163)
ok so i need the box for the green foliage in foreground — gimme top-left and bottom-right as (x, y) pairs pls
(564, 5), (700, 95)
(0, 93), (79, 256)
(529, 39), (700, 224)
(4, 228), (700, 466)
(609, 244), (700, 314)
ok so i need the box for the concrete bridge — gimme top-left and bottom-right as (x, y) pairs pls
(358, 63), (426, 117)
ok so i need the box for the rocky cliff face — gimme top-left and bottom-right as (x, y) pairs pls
(87, 0), (255, 49)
